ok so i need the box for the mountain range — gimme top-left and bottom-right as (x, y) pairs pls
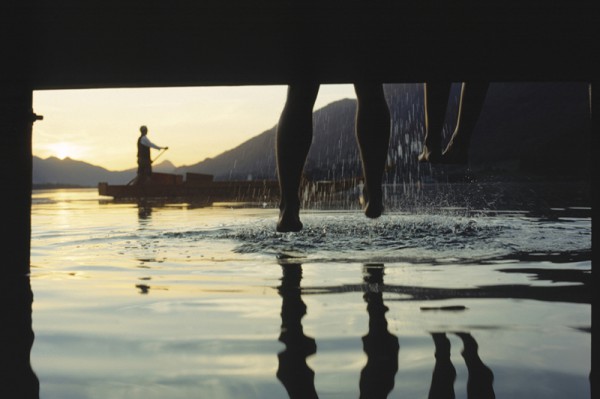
(33, 82), (591, 187)
(32, 157), (177, 187)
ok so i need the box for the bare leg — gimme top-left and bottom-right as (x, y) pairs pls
(441, 82), (489, 164)
(276, 83), (320, 232)
(354, 83), (391, 218)
(419, 82), (452, 163)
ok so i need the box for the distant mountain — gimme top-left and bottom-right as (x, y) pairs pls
(174, 124), (278, 181)
(32, 157), (176, 186)
(34, 82), (590, 186)
(173, 98), (360, 180)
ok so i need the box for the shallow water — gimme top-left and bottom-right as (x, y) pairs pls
(23, 187), (591, 398)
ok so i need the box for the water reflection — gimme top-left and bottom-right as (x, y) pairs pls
(359, 264), (399, 399)
(137, 201), (153, 220)
(0, 276), (39, 399)
(429, 332), (495, 399)
(296, 264), (591, 305)
(277, 263), (499, 398)
(456, 332), (495, 399)
(274, 260), (589, 397)
(429, 333), (456, 399)
(276, 264), (318, 398)
(135, 202), (155, 294)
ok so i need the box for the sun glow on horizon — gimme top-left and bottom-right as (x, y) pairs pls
(42, 142), (87, 161)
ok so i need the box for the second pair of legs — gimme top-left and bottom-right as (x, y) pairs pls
(419, 82), (490, 165)
(276, 83), (391, 232)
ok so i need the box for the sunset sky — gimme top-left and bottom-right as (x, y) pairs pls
(32, 84), (357, 171)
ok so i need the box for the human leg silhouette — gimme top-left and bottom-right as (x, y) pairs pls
(419, 82), (489, 165)
(276, 83), (320, 232)
(419, 82), (452, 163)
(354, 84), (391, 219)
(441, 82), (489, 164)
(276, 83), (389, 231)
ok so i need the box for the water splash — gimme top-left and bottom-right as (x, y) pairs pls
(161, 210), (591, 265)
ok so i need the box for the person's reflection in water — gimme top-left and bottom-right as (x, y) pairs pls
(137, 201), (152, 220)
(457, 332), (495, 399)
(276, 263), (318, 399)
(1, 275), (40, 398)
(360, 264), (399, 398)
(135, 201), (153, 294)
(428, 333), (456, 399)
(428, 332), (495, 399)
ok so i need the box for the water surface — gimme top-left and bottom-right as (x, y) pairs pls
(26, 187), (591, 398)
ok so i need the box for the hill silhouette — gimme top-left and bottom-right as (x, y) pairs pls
(33, 157), (176, 187)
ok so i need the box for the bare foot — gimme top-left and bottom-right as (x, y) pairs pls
(441, 141), (469, 164)
(277, 203), (303, 232)
(418, 146), (443, 163)
(362, 186), (383, 219)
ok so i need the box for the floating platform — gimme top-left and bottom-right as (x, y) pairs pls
(99, 172), (361, 205)
(99, 172), (280, 203)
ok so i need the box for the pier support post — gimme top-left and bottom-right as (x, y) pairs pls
(1, 85), (35, 276)
(3, 2), (35, 277)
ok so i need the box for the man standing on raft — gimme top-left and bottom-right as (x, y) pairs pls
(136, 125), (168, 185)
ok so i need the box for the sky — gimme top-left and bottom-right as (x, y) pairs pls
(32, 84), (357, 171)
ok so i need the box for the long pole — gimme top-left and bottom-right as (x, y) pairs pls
(151, 147), (168, 164)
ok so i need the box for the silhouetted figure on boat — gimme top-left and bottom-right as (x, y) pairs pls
(276, 83), (391, 232)
(428, 332), (496, 399)
(136, 125), (168, 184)
(419, 82), (489, 164)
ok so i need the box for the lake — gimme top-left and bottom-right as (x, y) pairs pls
(18, 184), (592, 398)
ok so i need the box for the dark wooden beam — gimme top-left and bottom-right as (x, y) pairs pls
(8, 0), (598, 90)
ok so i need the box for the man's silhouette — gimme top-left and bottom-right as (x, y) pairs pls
(136, 125), (167, 184)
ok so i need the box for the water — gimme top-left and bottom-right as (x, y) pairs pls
(25, 187), (590, 398)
